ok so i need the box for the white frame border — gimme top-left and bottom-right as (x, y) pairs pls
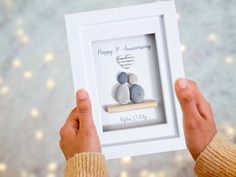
(65, 0), (186, 159)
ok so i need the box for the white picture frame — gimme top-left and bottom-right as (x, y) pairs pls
(65, 0), (186, 159)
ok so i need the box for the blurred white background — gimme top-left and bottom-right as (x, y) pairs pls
(0, 0), (236, 177)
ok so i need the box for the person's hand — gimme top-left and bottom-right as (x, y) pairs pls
(59, 89), (101, 160)
(175, 78), (217, 160)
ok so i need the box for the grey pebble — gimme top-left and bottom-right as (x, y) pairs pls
(118, 72), (128, 84)
(130, 84), (145, 103)
(116, 84), (130, 105)
(128, 73), (138, 84)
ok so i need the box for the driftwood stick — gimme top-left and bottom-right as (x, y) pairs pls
(107, 100), (157, 113)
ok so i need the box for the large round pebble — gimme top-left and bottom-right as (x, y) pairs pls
(128, 73), (138, 84)
(118, 72), (128, 84)
(130, 84), (145, 103)
(116, 84), (130, 105)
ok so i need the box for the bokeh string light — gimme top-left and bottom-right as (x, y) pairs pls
(20, 35), (30, 44)
(140, 170), (167, 177)
(207, 33), (218, 44)
(156, 171), (166, 177)
(121, 156), (131, 164)
(176, 13), (180, 21)
(20, 170), (28, 177)
(4, 0), (12, 8)
(12, 58), (22, 68)
(221, 122), (236, 139)
(15, 17), (30, 44)
(35, 130), (44, 141)
(139, 170), (149, 177)
(224, 56), (234, 65)
(0, 163), (7, 172)
(16, 28), (24, 37)
(148, 172), (156, 177)
(0, 62), (9, 96)
(44, 53), (55, 64)
(226, 127), (235, 137)
(181, 44), (186, 53)
(0, 85), (9, 96)
(30, 108), (40, 118)
(120, 170), (128, 177)
(46, 79), (55, 90)
(47, 173), (56, 177)
(175, 154), (184, 164)
(23, 71), (33, 80)
(47, 162), (58, 172)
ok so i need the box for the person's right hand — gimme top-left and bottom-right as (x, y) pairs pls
(59, 89), (101, 160)
(175, 78), (217, 160)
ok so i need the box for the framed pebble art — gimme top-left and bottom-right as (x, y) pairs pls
(65, 0), (186, 159)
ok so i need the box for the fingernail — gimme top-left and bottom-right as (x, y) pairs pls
(178, 78), (188, 89)
(77, 89), (87, 100)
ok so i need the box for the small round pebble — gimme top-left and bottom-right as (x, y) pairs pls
(130, 84), (145, 103)
(118, 72), (128, 84)
(116, 84), (130, 105)
(128, 73), (138, 84)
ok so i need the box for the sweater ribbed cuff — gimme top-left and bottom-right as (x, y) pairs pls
(195, 133), (236, 177)
(65, 152), (107, 177)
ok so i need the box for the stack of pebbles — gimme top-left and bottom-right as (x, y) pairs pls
(116, 72), (145, 105)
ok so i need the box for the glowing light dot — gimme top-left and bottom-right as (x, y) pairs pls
(35, 131), (44, 140)
(175, 154), (183, 163)
(120, 171), (128, 177)
(225, 56), (234, 65)
(21, 35), (29, 44)
(227, 127), (235, 136)
(12, 58), (21, 68)
(176, 13), (180, 21)
(140, 170), (149, 177)
(20, 170), (28, 177)
(44, 53), (55, 63)
(31, 108), (39, 118)
(47, 162), (58, 172)
(0, 86), (9, 95)
(46, 79), (55, 90)
(16, 28), (24, 37)
(148, 172), (156, 177)
(47, 173), (55, 177)
(181, 44), (186, 53)
(4, 0), (12, 7)
(23, 71), (33, 80)
(0, 163), (7, 172)
(208, 33), (218, 43)
(157, 171), (166, 177)
(121, 156), (131, 164)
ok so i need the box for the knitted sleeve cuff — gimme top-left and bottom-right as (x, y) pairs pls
(194, 133), (236, 177)
(65, 152), (108, 177)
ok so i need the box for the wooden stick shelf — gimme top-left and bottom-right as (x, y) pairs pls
(106, 100), (157, 113)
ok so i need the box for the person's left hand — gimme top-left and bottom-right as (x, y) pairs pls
(59, 89), (101, 160)
(175, 79), (217, 160)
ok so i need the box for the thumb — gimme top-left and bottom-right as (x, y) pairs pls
(76, 89), (95, 130)
(175, 78), (201, 120)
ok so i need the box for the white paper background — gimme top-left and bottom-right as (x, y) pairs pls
(92, 34), (166, 131)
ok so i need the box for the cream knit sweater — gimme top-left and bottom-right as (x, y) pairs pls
(65, 133), (236, 177)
